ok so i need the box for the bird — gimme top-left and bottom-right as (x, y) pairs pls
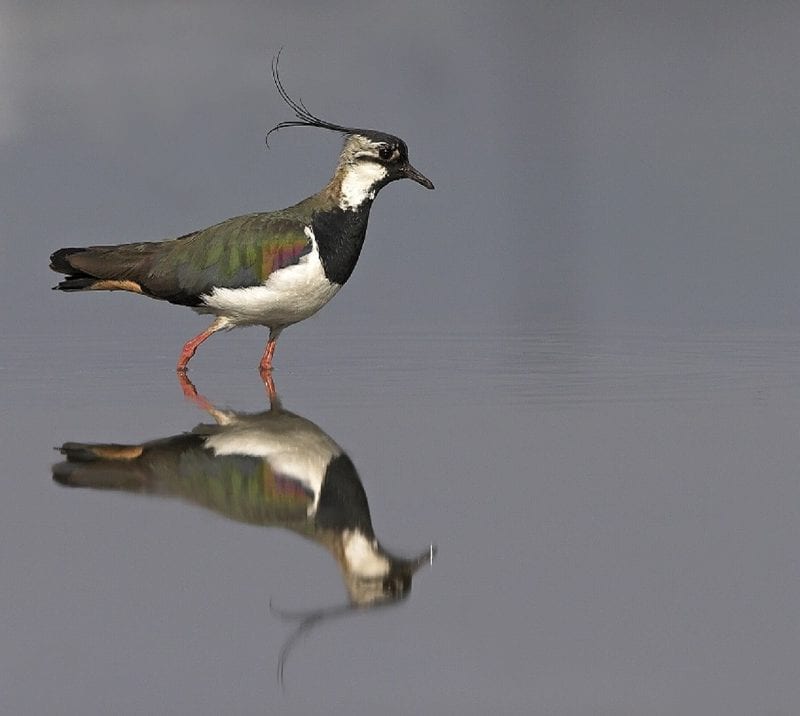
(49, 55), (434, 374)
(52, 375), (435, 609)
(53, 374), (436, 684)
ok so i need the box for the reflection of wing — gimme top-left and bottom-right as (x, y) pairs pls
(173, 449), (313, 527)
(54, 435), (314, 529)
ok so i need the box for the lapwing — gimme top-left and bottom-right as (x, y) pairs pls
(52, 376), (435, 608)
(49, 56), (433, 373)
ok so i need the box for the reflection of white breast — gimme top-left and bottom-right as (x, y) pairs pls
(204, 414), (341, 513)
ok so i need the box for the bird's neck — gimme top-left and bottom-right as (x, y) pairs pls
(289, 163), (383, 286)
(310, 199), (372, 285)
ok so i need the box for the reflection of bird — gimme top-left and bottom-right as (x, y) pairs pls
(49, 54), (433, 374)
(52, 376), (434, 608)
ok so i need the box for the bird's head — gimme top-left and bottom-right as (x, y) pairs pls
(337, 530), (436, 606)
(266, 53), (434, 210)
(336, 131), (433, 207)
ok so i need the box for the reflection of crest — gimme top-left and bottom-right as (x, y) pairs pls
(53, 374), (435, 684)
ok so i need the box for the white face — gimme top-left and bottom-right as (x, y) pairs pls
(342, 530), (390, 577)
(339, 161), (388, 210)
(337, 134), (395, 210)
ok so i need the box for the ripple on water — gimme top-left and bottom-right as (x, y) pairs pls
(5, 324), (800, 409)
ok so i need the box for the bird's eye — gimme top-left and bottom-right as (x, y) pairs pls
(378, 145), (393, 161)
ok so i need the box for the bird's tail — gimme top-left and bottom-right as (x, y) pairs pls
(49, 246), (148, 293)
(50, 248), (92, 290)
(52, 442), (148, 491)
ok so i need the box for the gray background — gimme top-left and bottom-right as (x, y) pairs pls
(3, 2), (800, 715)
(4, 0), (800, 332)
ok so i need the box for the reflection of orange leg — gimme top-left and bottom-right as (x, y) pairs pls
(259, 369), (278, 406)
(176, 371), (216, 412)
(176, 372), (229, 424)
(176, 317), (228, 373)
(258, 328), (283, 373)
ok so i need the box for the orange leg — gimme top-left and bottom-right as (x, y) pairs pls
(176, 318), (227, 373)
(260, 370), (278, 406)
(258, 328), (283, 373)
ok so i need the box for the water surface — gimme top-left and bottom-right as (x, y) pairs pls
(2, 322), (800, 715)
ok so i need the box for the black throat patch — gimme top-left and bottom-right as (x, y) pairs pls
(315, 453), (375, 537)
(311, 202), (373, 286)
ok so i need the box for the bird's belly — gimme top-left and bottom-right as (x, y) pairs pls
(199, 254), (340, 327)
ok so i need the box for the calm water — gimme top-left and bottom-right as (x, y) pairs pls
(3, 322), (800, 715)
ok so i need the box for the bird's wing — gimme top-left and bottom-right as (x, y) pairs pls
(156, 212), (313, 302)
(53, 435), (315, 527)
(52, 212), (313, 306)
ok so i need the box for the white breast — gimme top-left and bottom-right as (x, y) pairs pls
(199, 227), (340, 327)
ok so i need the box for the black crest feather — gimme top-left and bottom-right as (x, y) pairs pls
(266, 50), (357, 147)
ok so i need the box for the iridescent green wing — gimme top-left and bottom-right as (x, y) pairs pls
(174, 450), (315, 528)
(145, 212), (312, 304)
(55, 435), (314, 530)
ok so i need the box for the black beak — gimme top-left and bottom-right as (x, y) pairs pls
(403, 163), (435, 190)
(404, 543), (438, 571)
